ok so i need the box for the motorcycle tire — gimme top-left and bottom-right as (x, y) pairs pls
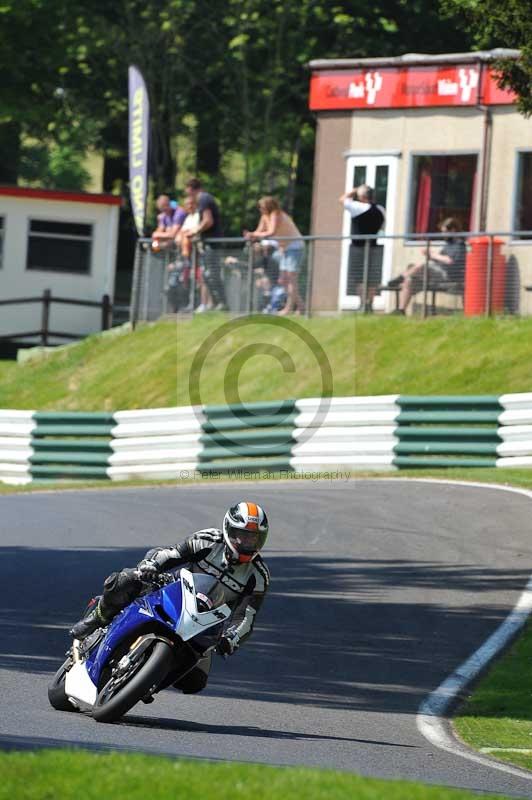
(92, 640), (175, 723)
(48, 660), (79, 712)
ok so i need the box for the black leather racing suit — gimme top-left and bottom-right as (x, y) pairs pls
(98, 529), (270, 693)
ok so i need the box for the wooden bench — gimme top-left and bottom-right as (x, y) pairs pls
(378, 281), (464, 314)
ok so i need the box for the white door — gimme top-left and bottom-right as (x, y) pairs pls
(339, 155), (398, 311)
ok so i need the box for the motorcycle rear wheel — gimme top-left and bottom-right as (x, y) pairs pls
(48, 660), (79, 712)
(92, 640), (175, 723)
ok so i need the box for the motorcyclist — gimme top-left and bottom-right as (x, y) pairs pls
(70, 501), (270, 694)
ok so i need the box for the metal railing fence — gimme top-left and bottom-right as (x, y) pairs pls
(129, 230), (532, 323)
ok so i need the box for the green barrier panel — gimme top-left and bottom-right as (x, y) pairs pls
(198, 457), (293, 474)
(30, 452), (111, 465)
(204, 400), (296, 417)
(200, 443), (293, 461)
(202, 414), (297, 433)
(395, 426), (500, 442)
(32, 439), (112, 452)
(397, 411), (500, 425)
(394, 442), (498, 456)
(201, 428), (294, 446)
(397, 396), (501, 409)
(33, 424), (114, 437)
(33, 411), (116, 423)
(394, 456), (497, 468)
(30, 464), (109, 478)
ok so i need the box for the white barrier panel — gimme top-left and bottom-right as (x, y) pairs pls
(290, 454), (395, 471)
(499, 393), (532, 411)
(0, 463), (32, 484)
(107, 462), (198, 481)
(292, 440), (395, 456)
(498, 410), (532, 426)
(292, 425), (397, 441)
(497, 441), (532, 457)
(109, 446), (203, 466)
(112, 419), (204, 438)
(0, 425), (35, 437)
(496, 456), (532, 468)
(497, 425), (532, 441)
(295, 410), (398, 428)
(111, 434), (202, 452)
(295, 396), (399, 415)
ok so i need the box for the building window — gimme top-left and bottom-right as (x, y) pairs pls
(409, 154), (478, 234)
(26, 219), (92, 274)
(514, 152), (532, 238)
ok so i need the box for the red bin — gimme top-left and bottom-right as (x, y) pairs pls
(464, 236), (506, 316)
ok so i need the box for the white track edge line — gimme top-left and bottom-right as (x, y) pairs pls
(391, 478), (532, 782)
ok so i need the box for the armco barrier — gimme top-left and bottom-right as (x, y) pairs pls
(3, 394), (532, 484)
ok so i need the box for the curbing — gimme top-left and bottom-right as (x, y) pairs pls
(3, 393), (532, 484)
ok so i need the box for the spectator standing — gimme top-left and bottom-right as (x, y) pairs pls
(340, 184), (385, 312)
(151, 194), (186, 251)
(244, 197), (304, 315)
(387, 217), (466, 315)
(184, 178), (226, 310)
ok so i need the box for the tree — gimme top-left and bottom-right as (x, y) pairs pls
(442, 0), (532, 115)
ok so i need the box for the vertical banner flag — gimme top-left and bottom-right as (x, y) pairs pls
(128, 65), (150, 237)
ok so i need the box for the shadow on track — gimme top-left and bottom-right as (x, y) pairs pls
(1, 546), (529, 718)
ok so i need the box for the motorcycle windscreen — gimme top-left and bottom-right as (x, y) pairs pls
(191, 573), (226, 612)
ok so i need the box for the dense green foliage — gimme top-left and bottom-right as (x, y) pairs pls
(1, 1), (472, 232)
(443, 0), (532, 115)
(0, 749), (514, 799)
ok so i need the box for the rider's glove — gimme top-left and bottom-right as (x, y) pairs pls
(218, 628), (240, 657)
(136, 560), (159, 582)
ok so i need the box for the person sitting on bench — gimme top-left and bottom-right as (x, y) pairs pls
(387, 217), (465, 314)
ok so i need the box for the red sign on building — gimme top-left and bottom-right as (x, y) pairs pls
(309, 65), (515, 111)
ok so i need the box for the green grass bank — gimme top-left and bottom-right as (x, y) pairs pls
(3, 314), (532, 410)
(0, 315), (355, 410)
(0, 750), (515, 800)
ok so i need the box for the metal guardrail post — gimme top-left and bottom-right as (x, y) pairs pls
(361, 240), (370, 313)
(41, 289), (51, 346)
(421, 237), (430, 319)
(129, 241), (143, 329)
(246, 243), (254, 314)
(485, 234), (494, 316)
(305, 239), (314, 318)
(190, 240), (198, 312)
(101, 294), (112, 330)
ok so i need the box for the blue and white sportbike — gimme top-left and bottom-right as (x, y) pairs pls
(48, 568), (231, 723)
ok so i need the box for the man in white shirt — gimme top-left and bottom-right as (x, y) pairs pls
(340, 184), (385, 312)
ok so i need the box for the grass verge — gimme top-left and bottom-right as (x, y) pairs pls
(454, 618), (532, 774)
(1, 467), (532, 495)
(0, 750), (514, 800)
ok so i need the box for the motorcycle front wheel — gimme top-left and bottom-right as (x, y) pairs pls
(48, 659), (79, 712)
(92, 640), (175, 723)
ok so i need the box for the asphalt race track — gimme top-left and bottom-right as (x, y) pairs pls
(2, 479), (532, 797)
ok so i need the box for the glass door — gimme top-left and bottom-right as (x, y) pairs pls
(339, 155), (398, 311)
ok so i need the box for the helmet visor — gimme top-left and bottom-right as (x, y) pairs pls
(226, 525), (267, 556)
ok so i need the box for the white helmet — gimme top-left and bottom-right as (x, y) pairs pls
(223, 501), (269, 563)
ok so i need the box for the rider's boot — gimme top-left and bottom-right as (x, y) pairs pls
(70, 600), (111, 640)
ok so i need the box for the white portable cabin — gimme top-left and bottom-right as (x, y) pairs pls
(0, 186), (120, 344)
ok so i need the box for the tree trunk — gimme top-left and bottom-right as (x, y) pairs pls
(0, 121), (21, 183)
(196, 111), (220, 176)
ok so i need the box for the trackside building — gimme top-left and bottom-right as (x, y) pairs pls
(308, 50), (532, 312)
(0, 186), (120, 343)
